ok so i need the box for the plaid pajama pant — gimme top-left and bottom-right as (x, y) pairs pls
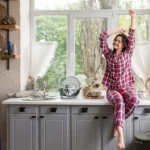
(106, 86), (140, 127)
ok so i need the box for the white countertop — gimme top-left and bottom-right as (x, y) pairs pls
(2, 97), (150, 106)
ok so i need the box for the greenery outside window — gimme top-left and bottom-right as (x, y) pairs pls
(31, 0), (150, 92)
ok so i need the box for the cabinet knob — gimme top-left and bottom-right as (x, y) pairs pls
(19, 107), (26, 112)
(81, 107), (88, 113)
(94, 116), (99, 119)
(134, 117), (138, 120)
(31, 116), (36, 119)
(102, 116), (107, 119)
(40, 116), (44, 118)
(50, 107), (57, 112)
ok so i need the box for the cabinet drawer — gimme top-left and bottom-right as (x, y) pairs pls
(40, 106), (69, 114)
(102, 106), (114, 114)
(9, 105), (37, 114)
(134, 107), (150, 115)
(71, 106), (100, 114)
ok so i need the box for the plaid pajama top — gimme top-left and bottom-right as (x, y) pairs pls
(99, 28), (135, 90)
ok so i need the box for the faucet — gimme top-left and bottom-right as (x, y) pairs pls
(40, 81), (48, 99)
(33, 80), (40, 97)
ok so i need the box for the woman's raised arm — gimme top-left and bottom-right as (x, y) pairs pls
(99, 29), (126, 57)
(127, 9), (136, 55)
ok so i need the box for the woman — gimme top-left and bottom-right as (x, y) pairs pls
(99, 10), (139, 149)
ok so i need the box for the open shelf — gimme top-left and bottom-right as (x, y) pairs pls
(0, 0), (20, 70)
(0, 54), (20, 70)
(0, 25), (20, 30)
(0, 54), (20, 59)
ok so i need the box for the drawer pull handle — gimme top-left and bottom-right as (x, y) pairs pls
(94, 116), (99, 119)
(19, 107), (26, 112)
(81, 108), (88, 113)
(144, 108), (150, 113)
(102, 116), (107, 119)
(134, 117), (138, 120)
(40, 116), (44, 118)
(50, 108), (57, 112)
(31, 116), (36, 119)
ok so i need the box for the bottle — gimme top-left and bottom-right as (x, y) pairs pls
(11, 44), (17, 55)
(7, 41), (12, 55)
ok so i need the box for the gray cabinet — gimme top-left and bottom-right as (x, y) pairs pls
(9, 114), (38, 150)
(132, 107), (150, 150)
(9, 105), (38, 150)
(102, 106), (133, 150)
(72, 115), (101, 150)
(40, 115), (70, 150)
(8, 104), (150, 150)
(102, 106), (120, 150)
(132, 106), (150, 150)
(102, 115), (130, 150)
(133, 115), (150, 135)
(134, 107), (150, 135)
(9, 105), (70, 150)
(71, 106), (101, 150)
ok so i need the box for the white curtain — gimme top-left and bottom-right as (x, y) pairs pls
(132, 42), (150, 80)
(31, 41), (58, 78)
(132, 25), (150, 80)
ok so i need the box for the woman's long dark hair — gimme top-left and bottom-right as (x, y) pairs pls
(113, 34), (128, 54)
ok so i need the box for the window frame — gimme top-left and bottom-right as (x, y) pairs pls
(113, 9), (150, 42)
(30, 0), (150, 78)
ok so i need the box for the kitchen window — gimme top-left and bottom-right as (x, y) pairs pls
(31, 0), (150, 92)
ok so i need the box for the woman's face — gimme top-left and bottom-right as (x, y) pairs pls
(113, 36), (124, 51)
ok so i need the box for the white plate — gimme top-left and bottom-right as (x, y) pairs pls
(62, 76), (81, 91)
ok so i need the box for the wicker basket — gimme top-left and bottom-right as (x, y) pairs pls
(82, 88), (104, 99)
(0, 4), (7, 24)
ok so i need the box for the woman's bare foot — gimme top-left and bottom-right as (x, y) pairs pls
(118, 135), (125, 149)
(114, 127), (118, 137)
(117, 126), (125, 149)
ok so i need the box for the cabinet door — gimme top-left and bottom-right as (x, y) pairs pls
(72, 115), (101, 150)
(9, 114), (38, 150)
(133, 115), (150, 136)
(40, 115), (70, 150)
(102, 115), (128, 150)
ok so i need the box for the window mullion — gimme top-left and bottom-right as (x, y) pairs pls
(89, 0), (94, 10)
(30, 0), (35, 76)
(67, 14), (75, 77)
(148, 15), (150, 41)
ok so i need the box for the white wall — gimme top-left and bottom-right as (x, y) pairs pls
(20, 0), (31, 91)
(0, 0), (30, 149)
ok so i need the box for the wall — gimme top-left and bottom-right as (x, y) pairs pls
(0, 0), (30, 149)
(20, 0), (31, 91)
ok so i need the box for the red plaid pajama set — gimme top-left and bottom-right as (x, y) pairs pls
(99, 28), (140, 127)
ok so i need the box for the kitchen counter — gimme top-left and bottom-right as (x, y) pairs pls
(4, 96), (150, 150)
(2, 97), (150, 105)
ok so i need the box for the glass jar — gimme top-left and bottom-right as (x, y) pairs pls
(11, 44), (17, 55)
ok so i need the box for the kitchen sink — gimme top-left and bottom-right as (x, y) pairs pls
(22, 96), (59, 101)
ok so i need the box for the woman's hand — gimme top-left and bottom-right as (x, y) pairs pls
(128, 9), (136, 17)
(129, 9), (136, 29)
(119, 28), (126, 34)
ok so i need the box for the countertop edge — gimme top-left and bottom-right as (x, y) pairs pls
(2, 98), (150, 106)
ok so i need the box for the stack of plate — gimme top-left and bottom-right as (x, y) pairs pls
(59, 76), (81, 99)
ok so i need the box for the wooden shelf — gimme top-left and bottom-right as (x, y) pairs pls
(0, 54), (20, 70)
(0, 54), (20, 59)
(0, 25), (20, 30)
